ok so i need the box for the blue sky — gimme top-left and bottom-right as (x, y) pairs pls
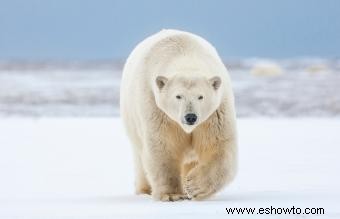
(0, 0), (339, 60)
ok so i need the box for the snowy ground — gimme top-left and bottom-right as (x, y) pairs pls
(0, 118), (339, 218)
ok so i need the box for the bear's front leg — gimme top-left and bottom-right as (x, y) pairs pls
(184, 141), (236, 200)
(143, 138), (187, 201)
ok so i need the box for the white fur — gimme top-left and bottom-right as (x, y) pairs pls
(120, 29), (237, 201)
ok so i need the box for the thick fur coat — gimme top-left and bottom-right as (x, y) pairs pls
(120, 29), (237, 201)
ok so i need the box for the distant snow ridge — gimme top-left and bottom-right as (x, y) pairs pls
(0, 59), (339, 117)
(305, 63), (330, 74)
(250, 61), (283, 76)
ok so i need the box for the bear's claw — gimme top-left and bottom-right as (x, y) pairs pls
(155, 193), (189, 201)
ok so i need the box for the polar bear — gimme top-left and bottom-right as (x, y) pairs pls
(120, 29), (237, 201)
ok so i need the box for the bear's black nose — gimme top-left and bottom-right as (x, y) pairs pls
(185, 113), (197, 125)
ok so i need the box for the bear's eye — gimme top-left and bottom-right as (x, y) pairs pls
(198, 95), (204, 100)
(176, 95), (182, 99)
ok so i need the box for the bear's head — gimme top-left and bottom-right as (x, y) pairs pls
(154, 75), (223, 133)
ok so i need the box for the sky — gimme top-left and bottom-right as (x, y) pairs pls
(0, 0), (339, 60)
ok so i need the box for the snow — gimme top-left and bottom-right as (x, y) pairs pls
(0, 118), (339, 218)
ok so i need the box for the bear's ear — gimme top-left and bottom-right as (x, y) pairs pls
(156, 76), (168, 90)
(209, 76), (221, 90)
